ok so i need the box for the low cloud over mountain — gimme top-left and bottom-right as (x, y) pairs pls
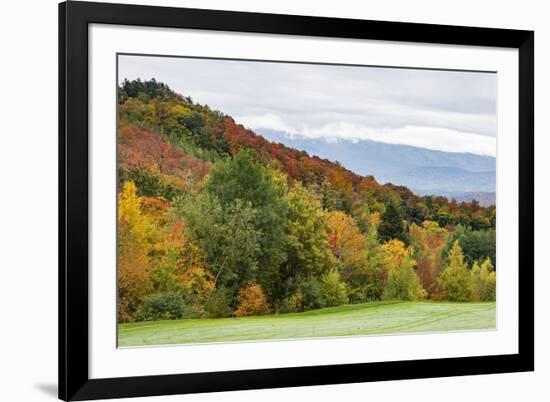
(259, 129), (496, 205)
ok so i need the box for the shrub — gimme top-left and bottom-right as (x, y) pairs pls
(203, 288), (233, 318)
(134, 292), (193, 321)
(320, 270), (348, 307)
(298, 276), (326, 311)
(346, 286), (369, 304)
(278, 290), (304, 313)
(288, 290), (303, 312)
(382, 258), (426, 301)
(234, 281), (271, 317)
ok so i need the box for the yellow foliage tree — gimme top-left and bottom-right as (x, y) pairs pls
(440, 240), (472, 301)
(480, 258), (496, 301)
(378, 238), (426, 301)
(381, 239), (411, 269)
(180, 266), (215, 304)
(471, 257), (496, 301)
(118, 181), (154, 322)
(327, 211), (368, 272)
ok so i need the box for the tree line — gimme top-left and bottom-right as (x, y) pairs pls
(117, 79), (496, 323)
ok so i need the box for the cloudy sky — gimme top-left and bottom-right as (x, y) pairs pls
(118, 54), (497, 156)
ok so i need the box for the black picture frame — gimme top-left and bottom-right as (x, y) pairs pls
(59, 1), (534, 400)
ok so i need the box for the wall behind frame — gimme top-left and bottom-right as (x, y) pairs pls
(0, 0), (545, 401)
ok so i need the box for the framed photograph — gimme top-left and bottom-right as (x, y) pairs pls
(59, 1), (534, 400)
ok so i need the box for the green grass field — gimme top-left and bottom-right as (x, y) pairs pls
(118, 301), (496, 347)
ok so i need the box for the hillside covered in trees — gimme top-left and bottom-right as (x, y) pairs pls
(117, 79), (496, 323)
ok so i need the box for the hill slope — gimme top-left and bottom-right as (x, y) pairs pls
(118, 78), (496, 228)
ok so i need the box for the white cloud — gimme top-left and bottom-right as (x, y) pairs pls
(237, 113), (297, 135)
(119, 55), (497, 156)
(237, 114), (496, 157)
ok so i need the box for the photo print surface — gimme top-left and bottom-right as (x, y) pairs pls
(116, 54), (497, 347)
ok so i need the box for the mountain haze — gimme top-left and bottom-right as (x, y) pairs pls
(258, 129), (496, 204)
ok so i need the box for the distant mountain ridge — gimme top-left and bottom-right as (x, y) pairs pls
(393, 166), (495, 193)
(257, 128), (496, 203)
(413, 189), (496, 207)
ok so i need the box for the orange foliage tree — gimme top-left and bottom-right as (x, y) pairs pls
(234, 281), (271, 317)
(150, 217), (215, 314)
(326, 211), (372, 301)
(409, 221), (449, 298)
(118, 125), (210, 192)
(327, 211), (368, 271)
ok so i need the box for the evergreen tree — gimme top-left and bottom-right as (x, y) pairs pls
(378, 199), (407, 244)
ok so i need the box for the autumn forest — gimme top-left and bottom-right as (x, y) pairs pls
(117, 78), (496, 336)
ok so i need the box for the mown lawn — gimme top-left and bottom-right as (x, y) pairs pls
(118, 301), (496, 347)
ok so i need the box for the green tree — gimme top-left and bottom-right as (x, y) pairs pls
(285, 182), (332, 276)
(457, 229), (496, 268)
(320, 269), (349, 307)
(203, 287), (233, 318)
(378, 199), (407, 244)
(205, 152), (288, 297)
(347, 207), (389, 302)
(382, 249), (426, 301)
(359, 244), (392, 301)
(297, 276), (325, 311)
(175, 194), (261, 295)
(443, 225), (496, 268)
(470, 261), (482, 301)
(440, 240), (473, 301)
